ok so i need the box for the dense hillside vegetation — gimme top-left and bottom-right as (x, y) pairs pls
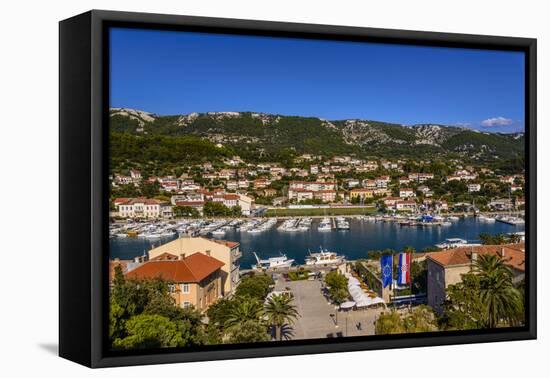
(109, 108), (524, 167)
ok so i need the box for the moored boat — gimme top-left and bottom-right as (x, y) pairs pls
(305, 247), (345, 265)
(435, 238), (481, 249)
(253, 252), (294, 270)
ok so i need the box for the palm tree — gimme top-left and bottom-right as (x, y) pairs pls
(264, 293), (299, 340)
(224, 296), (264, 331)
(473, 254), (523, 328)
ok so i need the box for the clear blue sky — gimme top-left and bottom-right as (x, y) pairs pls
(110, 27), (525, 132)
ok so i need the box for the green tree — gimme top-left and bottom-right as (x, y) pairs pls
(402, 305), (438, 332)
(442, 254), (523, 330)
(173, 205), (200, 218)
(109, 269), (206, 349)
(376, 306), (438, 335)
(473, 254), (523, 328)
(479, 233), (507, 245)
(375, 311), (405, 334)
(112, 314), (184, 350)
(264, 293), (299, 340)
(203, 201), (231, 217)
(225, 297), (265, 331)
(235, 274), (274, 300)
(227, 320), (269, 344)
(231, 205), (242, 218)
(324, 271), (349, 304)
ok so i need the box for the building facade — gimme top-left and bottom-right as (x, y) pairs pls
(426, 243), (525, 313)
(147, 236), (241, 296)
(125, 252), (224, 311)
(114, 197), (164, 218)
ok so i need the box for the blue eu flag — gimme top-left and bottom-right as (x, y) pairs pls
(381, 254), (393, 288)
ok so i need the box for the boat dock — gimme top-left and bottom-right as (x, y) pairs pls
(240, 261), (349, 276)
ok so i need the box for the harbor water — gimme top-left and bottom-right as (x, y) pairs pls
(110, 217), (525, 269)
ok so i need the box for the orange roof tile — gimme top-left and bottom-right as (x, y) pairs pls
(427, 243), (525, 272)
(125, 252), (224, 283)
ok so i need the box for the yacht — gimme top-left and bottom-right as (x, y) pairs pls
(478, 214), (496, 223)
(305, 247), (345, 266)
(496, 215), (525, 226)
(211, 229), (226, 236)
(253, 252), (295, 270)
(435, 238), (481, 249)
(318, 218), (332, 232)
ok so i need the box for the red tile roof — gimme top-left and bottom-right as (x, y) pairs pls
(125, 252), (224, 283)
(427, 243), (525, 272)
(114, 197), (162, 205)
(175, 201), (205, 206)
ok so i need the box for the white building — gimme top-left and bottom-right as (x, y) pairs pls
(115, 197), (163, 218)
(468, 183), (481, 192)
(399, 188), (416, 198)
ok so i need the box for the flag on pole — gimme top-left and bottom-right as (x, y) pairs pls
(397, 252), (411, 285)
(381, 254), (393, 288)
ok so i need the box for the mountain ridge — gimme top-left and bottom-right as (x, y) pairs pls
(109, 108), (524, 161)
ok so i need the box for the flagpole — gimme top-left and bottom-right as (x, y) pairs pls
(409, 252), (413, 310)
(391, 253), (394, 310)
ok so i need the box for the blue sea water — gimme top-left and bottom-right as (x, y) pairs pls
(110, 217), (524, 269)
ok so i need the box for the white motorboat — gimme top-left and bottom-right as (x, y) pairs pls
(305, 247), (345, 265)
(496, 215), (525, 226)
(478, 214), (496, 223)
(318, 218), (332, 232)
(253, 252), (295, 270)
(435, 238), (481, 249)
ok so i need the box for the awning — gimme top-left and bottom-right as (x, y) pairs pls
(340, 301), (356, 310)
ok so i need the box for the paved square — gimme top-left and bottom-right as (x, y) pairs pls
(274, 277), (384, 340)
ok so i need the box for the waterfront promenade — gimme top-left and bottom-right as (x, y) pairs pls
(274, 278), (383, 339)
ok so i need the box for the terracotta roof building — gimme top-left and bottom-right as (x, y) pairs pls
(125, 252), (224, 311)
(147, 236), (242, 296)
(426, 243), (526, 313)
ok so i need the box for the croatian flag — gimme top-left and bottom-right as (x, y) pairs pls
(397, 253), (411, 285)
(381, 254), (393, 288)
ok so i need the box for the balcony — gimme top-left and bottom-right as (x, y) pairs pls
(233, 249), (242, 259)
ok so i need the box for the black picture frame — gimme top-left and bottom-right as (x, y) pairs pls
(59, 9), (537, 368)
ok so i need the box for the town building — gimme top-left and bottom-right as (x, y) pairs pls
(263, 188), (277, 197)
(344, 178), (361, 188)
(125, 252), (225, 311)
(399, 188), (416, 198)
(409, 173), (434, 183)
(399, 177), (411, 185)
(148, 237), (242, 296)
(375, 176), (391, 188)
(350, 188), (374, 200)
(158, 177), (180, 192)
(313, 190), (337, 202)
(426, 243), (525, 313)
(114, 197), (164, 218)
(288, 181), (337, 202)
(362, 179), (377, 189)
(253, 178), (271, 189)
(395, 200), (417, 212)
(468, 183), (481, 192)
